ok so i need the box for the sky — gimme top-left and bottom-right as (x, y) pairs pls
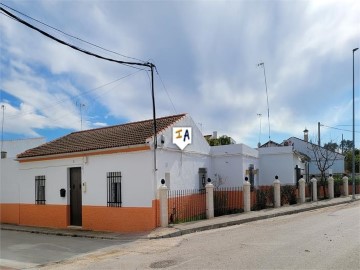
(0, 0), (359, 149)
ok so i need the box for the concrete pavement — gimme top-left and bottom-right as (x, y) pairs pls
(1, 195), (359, 240)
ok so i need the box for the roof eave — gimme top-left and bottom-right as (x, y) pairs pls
(16, 143), (150, 163)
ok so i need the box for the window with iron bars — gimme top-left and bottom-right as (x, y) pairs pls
(35, 175), (46, 204)
(107, 172), (122, 207)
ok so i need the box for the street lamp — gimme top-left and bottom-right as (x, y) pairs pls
(352, 47), (358, 199)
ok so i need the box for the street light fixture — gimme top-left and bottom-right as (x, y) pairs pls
(352, 47), (358, 199)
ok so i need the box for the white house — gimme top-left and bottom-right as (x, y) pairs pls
(0, 114), (215, 232)
(210, 144), (259, 187)
(287, 135), (345, 177)
(258, 146), (308, 185)
(1, 138), (46, 225)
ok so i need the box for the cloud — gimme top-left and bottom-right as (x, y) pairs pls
(0, 0), (359, 148)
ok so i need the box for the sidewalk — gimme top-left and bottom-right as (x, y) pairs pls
(148, 195), (360, 239)
(1, 196), (359, 240)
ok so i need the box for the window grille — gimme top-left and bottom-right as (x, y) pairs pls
(35, 175), (46, 204)
(107, 172), (122, 207)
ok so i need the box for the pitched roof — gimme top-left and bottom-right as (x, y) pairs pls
(17, 114), (186, 159)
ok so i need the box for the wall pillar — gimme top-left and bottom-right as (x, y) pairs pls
(159, 179), (168, 227)
(327, 174), (334, 199)
(243, 177), (251, 212)
(342, 175), (349, 196)
(206, 179), (214, 219)
(311, 176), (317, 202)
(273, 176), (281, 208)
(299, 176), (306, 204)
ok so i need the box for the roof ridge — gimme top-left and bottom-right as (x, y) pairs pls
(70, 113), (187, 135)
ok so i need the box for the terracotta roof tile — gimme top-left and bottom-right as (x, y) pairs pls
(17, 113), (186, 159)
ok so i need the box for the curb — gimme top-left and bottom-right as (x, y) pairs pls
(149, 198), (359, 239)
(0, 225), (147, 240)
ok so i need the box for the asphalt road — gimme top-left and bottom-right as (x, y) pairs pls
(0, 230), (143, 269)
(35, 200), (360, 270)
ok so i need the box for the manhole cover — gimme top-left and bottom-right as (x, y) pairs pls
(150, 259), (177, 269)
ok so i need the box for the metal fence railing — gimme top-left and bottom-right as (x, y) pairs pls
(214, 187), (243, 217)
(168, 189), (206, 224)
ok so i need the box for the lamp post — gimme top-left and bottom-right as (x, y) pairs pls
(352, 47), (358, 199)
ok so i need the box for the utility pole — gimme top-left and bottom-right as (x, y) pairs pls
(258, 62), (271, 144)
(352, 47), (358, 199)
(1, 105), (5, 155)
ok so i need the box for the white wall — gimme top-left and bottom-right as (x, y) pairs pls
(156, 115), (211, 190)
(210, 144), (259, 187)
(83, 150), (153, 207)
(17, 157), (83, 205)
(259, 146), (305, 185)
(1, 138), (46, 204)
(2, 150), (154, 207)
(1, 158), (21, 203)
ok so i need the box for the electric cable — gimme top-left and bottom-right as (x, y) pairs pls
(321, 124), (360, 134)
(155, 66), (177, 114)
(0, 6), (152, 69)
(5, 70), (142, 119)
(0, 2), (145, 62)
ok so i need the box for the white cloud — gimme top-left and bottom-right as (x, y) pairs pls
(0, 0), (359, 147)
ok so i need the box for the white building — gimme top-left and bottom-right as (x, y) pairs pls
(1, 138), (46, 225)
(258, 146), (307, 185)
(288, 136), (345, 177)
(210, 144), (259, 187)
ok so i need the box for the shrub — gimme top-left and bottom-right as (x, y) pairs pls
(281, 185), (298, 205)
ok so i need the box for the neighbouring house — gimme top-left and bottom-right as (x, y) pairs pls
(287, 130), (345, 178)
(1, 138), (46, 224)
(258, 129), (345, 183)
(258, 146), (309, 185)
(1, 137), (45, 159)
(210, 144), (259, 187)
(0, 114), (214, 232)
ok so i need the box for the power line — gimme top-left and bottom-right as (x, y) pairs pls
(0, 6), (151, 69)
(0, 2), (144, 63)
(154, 66), (177, 114)
(5, 70), (142, 120)
(0, 4), (158, 157)
(321, 124), (360, 134)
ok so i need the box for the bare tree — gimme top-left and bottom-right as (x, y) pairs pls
(308, 141), (340, 197)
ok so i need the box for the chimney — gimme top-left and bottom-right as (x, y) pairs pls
(303, 128), (309, 142)
(212, 131), (217, 139)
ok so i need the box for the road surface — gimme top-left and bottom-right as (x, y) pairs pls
(2, 201), (359, 269)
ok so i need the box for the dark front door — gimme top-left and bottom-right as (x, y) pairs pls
(70, 167), (82, 226)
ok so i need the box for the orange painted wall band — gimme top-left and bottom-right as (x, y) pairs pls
(0, 203), (20, 224)
(82, 203), (157, 232)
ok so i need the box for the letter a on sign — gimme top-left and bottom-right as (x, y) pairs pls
(173, 127), (192, 150)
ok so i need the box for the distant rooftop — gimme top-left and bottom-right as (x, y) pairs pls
(1, 138), (46, 158)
